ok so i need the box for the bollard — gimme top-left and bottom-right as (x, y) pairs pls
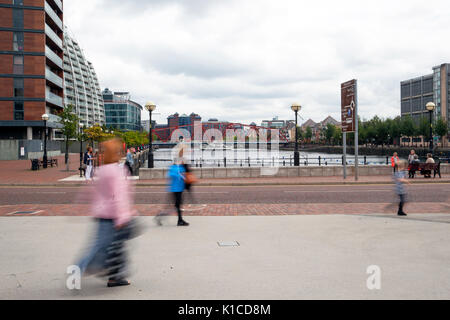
(224, 157), (227, 168)
(364, 156), (367, 166)
(319, 156), (321, 166)
(248, 157), (251, 167)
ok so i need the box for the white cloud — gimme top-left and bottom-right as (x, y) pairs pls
(64, 0), (450, 125)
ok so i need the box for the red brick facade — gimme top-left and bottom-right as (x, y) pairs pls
(0, 0), (64, 134)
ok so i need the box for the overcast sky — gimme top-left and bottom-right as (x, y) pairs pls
(65, 0), (450, 125)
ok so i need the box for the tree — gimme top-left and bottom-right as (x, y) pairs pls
(419, 117), (431, 143)
(305, 127), (313, 142)
(324, 124), (337, 145)
(333, 127), (342, 146)
(435, 117), (448, 147)
(84, 124), (114, 147)
(58, 105), (79, 171)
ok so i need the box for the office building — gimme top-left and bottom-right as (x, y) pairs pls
(401, 63), (450, 123)
(0, 0), (64, 140)
(103, 89), (142, 131)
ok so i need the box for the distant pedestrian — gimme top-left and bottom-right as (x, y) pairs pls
(391, 152), (399, 173)
(76, 138), (139, 288)
(125, 148), (134, 176)
(84, 147), (94, 182)
(393, 160), (410, 217)
(408, 150), (416, 165)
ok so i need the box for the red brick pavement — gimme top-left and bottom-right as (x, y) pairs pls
(0, 154), (81, 184)
(1, 202), (448, 217)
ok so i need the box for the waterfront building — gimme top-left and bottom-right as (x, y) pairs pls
(0, 0), (64, 140)
(102, 89), (142, 131)
(62, 28), (105, 130)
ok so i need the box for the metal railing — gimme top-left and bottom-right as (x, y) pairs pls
(45, 67), (63, 88)
(45, 23), (62, 49)
(44, 1), (63, 30)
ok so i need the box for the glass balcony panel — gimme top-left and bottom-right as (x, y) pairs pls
(46, 90), (63, 108)
(45, 45), (62, 68)
(45, 24), (62, 49)
(45, 67), (63, 88)
(44, 1), (63, 30)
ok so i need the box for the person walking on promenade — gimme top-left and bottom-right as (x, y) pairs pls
(76, 138), (138, 288)
(393, 160), (410, 217)
(182, 159), (199, 208)
(391, 152), (400, 173)
(125, 148), (134, 176)
(155, 152), (190, 227)
(84, 147), (94, 182)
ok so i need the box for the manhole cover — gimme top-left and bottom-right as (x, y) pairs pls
(218, 241), (240, 247)
(7, 210), (42, 216)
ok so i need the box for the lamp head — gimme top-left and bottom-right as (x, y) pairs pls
(42, 114), (49, 121)
(426, 102), (436, 112)
(145, 102), (157, 112)
(291, 103), (301, 113)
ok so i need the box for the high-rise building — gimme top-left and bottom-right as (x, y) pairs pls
(401, 63), (450, 124)
(102, 89), (142, 131)
(0, 0), (64, 140)
(63, 28), (105, 129)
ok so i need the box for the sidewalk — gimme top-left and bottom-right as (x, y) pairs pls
(0, 154), (81, 185)
(1, 157), (450, 186)
(1, 215), (450, 299)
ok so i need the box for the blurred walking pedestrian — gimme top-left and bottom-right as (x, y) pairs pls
(76, 138), (139, 288)
(393, 160), (410, 217)
(182, 159), (198, 207)
(155, 149), (189, 227)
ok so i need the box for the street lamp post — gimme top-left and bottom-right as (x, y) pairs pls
(42, 114), (49, 169)
(291, 103), (302, 167)
(79, 123), (84, 178)
(145, 102), (157, 168)
(426, 102), (436, 154)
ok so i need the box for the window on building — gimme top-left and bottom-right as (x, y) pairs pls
(14, 78), (24, 97)
(13, 0), (24, 4)
(13, 55), (24, 74)
(13, 32), (24, 51)
(14, 102), (24, 121)
(12, 8), (23, 28)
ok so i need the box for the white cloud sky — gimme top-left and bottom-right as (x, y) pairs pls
(64, 0), (450, 125)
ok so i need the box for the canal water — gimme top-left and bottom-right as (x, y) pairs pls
(153, 148), (388, 168)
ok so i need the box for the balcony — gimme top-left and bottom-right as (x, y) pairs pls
(45, 45), (62, 69)
(45, 67), (63, 89)
(44, 1), (63, 31)
(46, 90), (63, 108)
(47, 0), (63, 13)
(45, 24), (62, 50)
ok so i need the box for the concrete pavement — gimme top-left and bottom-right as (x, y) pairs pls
(1, 215), (450, 300)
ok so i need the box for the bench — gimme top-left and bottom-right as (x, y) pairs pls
(408, 162), (441, 179)
(30, 158), (58, 170)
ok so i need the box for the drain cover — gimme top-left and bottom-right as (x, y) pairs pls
(218, 241), (240, 247)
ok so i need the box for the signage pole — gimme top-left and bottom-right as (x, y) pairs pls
(355, 80), (359, 181)
(343, 132), (347, 179)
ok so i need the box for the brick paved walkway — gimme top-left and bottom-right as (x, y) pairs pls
(1, 202), (448, 217)
(0, 154), (81, 185)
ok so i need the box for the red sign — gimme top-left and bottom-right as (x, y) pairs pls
(341, 80), (357, 133)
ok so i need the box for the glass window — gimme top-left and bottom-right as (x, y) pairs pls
(13, 0), (24, 4)
(13, 55), (24, 74)
(12, 9), (23, 28)
(14, 78), (24, 97)
(14, 102), (24, 121)
(13, 32), (24, 51)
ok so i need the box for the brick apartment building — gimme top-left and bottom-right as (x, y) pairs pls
(0, 0), (64, 140)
